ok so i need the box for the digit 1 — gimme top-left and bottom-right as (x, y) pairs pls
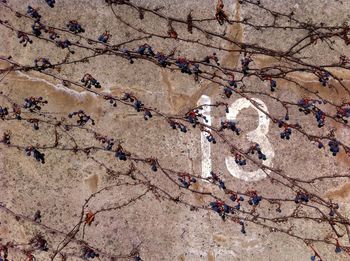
(197, 95), (212, 179)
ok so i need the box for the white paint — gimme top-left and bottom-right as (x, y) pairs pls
(197, 95), (212, 179)
(15, 71), (96, 100)
(225, 98), (274, 181)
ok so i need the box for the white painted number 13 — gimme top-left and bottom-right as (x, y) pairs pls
(197, 95), (274, 182)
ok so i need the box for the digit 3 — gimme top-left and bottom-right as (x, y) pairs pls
(225, 98), (275, 182)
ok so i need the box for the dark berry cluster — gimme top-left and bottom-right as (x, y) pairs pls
(178, 173), (196, 188)
(270, 79), (277, 92)
(29, 234), (48, 251)
(81, 74), (101, 88)
(335, 246), (342, 253)
(143, 109), (152, 120)
(210, 200), (232, 220)
(203, 52), (220, 66)
(133, 100), (143, 112)
(294, 191), (309, 203)
(297, 98), (313, 113)
(25, 146), (45, 163)
(122, 48), (134, 64)
(328, 139), (340, 156)
(13, 104), (21, 120)
(82, 246), (99, 259)
(247, 191), (263, 206)
(223, 86), (233, 98)
(228, 75), (237, 88)
(0, 244), (9, 261)
(125, 44), (203, 81)
(239, 220), (246, 234)
(249, 143), (267, 160)
(155, 52), (170, 67)
(206, 132), (216, 144)
(2, 131), (11, 145)
(329, 203), (339, 217)
(121, 92), (135, 102)
(34, 57), (53, 70)
(229, 192), (244, 211)
(297, 98), (323, 116)
(17, 31), (33, 47)
(95, 134), (114, 150)
(192, 63), (202, 81)
(24, 96), (47, 112)
(208, 171), (226, 189)
(31, 21), (45, 37)
(168, 120), (187, 133)
(186, 110), (207, 127)
(68, 110), (95, 126)
(315, 109), (325, 127)
(336, 103), (350, 123)
(318, 71), (330, 86)
(146, 159), (158, 172)
(98, 31), (111, 43)
(0, 106), (8, 119)
(279, 125), (292, 140)
(45, 0), (55, 8)
(220, 120), (240, 135)
(103, 94), (117, 107)
(27, 6), (41, 20)
(229, 192), (244, 203)
(48, 27), (59, 40)
(137, 44), (155, 56)
(34, 210), (41, 222)
(115, 146), (127, 161)
(175, 57), (191, 74)
(56, 39), (74, 53)
(66, 20), (85, 34)
(241, 56), (253, 75)
(28, 118), (40, 130)
(234, 154), (246, 166)
(121, 93), (143, 111)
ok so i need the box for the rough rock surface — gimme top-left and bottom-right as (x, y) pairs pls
(0, 0), (350, 260)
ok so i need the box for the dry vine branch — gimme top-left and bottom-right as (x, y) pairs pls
(1, 0), (350, 260)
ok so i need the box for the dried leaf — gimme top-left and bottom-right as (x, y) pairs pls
(139, 9), (144, 20)
(168, 29), (178, 39)
(85, 211), (95, 226)
(187, 12), (193, 34)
